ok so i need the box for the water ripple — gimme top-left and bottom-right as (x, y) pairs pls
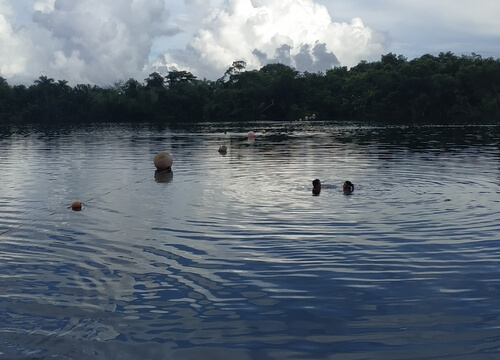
(0, 123), (499, 359)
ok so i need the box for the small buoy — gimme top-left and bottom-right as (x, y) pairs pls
(71, 201), (82, 211)
(154, 152), (173, 171)
(218, 145), (227, 154)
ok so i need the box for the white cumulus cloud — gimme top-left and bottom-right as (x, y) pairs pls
(1, 0), (388, 85)
(157, 0), (388, 79)
(1, 0), (178, 85)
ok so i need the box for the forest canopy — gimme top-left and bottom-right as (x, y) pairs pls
(0, 52), (499, 124)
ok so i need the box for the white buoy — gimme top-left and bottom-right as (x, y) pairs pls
(154, 152), (173, 171)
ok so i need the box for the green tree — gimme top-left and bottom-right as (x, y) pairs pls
(258, 63), (300, 120)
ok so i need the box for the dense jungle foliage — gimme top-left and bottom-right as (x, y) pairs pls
(0, 52), (499, 124)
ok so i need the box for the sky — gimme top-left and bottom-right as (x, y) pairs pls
(1, 0), (499, 86)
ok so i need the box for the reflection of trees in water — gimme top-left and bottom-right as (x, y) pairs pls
(331, 125), (500, 151)
(196, 123), (500, 169)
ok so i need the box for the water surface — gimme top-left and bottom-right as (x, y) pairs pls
(0, 122), (499, 359)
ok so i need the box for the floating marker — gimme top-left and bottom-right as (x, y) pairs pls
(71, 201), (82, 211)
(154, 152), (173, 171)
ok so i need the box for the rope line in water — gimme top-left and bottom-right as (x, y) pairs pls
(0, 173), (153, 237)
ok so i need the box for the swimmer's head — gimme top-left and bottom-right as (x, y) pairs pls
(343, 181), (354, 193)
(312, 179), (321, 196)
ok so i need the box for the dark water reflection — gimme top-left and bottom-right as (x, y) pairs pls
(0, 122), (499, 359)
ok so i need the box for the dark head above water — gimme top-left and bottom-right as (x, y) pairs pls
(218, 145), (227, 154)
(312, 178), (321, 196)
(343, 181), (354, 194)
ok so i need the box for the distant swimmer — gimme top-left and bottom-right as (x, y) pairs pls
(312, 179), (321, 196)
(218, 145), (227, 154)
(343, 181), (354, 194)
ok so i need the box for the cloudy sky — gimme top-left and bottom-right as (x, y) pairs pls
(1, 0), (499, 86)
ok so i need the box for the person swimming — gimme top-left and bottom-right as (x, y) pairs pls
(343, 180), (354, 194)
(218, 145), (227, 154)
(312, 179), (321, 196)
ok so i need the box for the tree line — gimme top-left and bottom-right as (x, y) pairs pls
(1, 52), (499, 125)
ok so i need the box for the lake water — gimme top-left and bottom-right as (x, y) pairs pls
(0, 121), (499, 360)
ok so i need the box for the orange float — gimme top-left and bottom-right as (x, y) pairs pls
(71, 201), (82, 211)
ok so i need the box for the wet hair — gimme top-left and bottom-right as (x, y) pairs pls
(312, 179), (321, 196)
(343, 181), (354, 193)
